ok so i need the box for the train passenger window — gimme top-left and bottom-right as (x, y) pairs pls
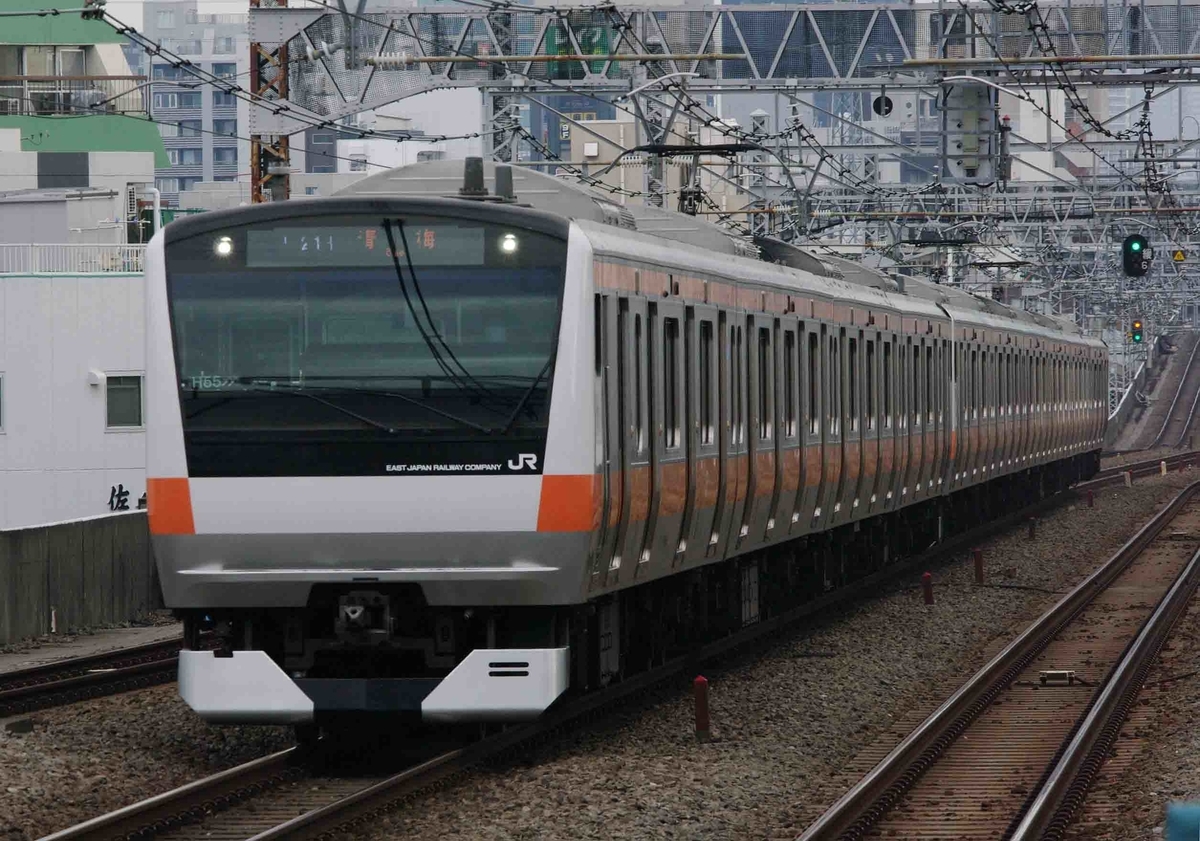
(883, 341), (893, 429)
(758, 327), (773, 441)
(830, 335), (840, 436)
(664, 317), (680, 449)
(594, 296), (603, 375)
(866, 339), (876, 431)
(907, 340), (916, 427)
(925, 345), (934, 424)
(699, 321), (714, 445)
(848, 337), (858, 433)
(784, 330), (797, 438)
(635, 314), (645, 453)
(729, 323), (739, 446)
(971, 349), (979, 420)
(809, 332), (820, 435)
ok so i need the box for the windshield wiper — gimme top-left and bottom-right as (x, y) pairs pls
(244, 385), (399, 434)
(244, 380), (493, 434)
(500, 357), (554, 434)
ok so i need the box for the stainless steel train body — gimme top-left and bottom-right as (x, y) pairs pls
(146, 161), (1107, 725)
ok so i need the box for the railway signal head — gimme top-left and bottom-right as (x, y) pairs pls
(1122, 234), (1151, 276)
(1132, 319), (1144, 343)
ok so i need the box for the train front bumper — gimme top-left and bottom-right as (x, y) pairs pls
(178, 647), (570, 724)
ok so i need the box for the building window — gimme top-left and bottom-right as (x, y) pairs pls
(349, 154), (368, 172)
(181, 148), (203, 165)
(179, 92), (202, 109)
(417, 150), (446, 162)
(152, 92), (176, 110)
(158, 122), (179, 138)
(156, 177), (179, 192)
(156, 9), (175, 28)
(180, 120), (202, 137)
(212, 90), (237, 108)
(0, 374), (5, 432)
(179, 177), (203, 191)
(151, 64), (182, 80)
(213, 175), (237, 182)
(213, 62), (237, 79)
(305, 186), (319, 195)
(106, 375), (143, 428)
(213, 118), (237, 136)
(214, 37), (236, 54)
(213, 147), (237, 165)
(173, 40), (203, 55)
(312, 132), (334, 145)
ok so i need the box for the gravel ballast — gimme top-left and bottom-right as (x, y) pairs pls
(2, 473), (1194, 841)
(354, 472), (1197, 841)
(0, 686), (291, 840)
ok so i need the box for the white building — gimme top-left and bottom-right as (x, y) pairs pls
(0, 245), (147, 528)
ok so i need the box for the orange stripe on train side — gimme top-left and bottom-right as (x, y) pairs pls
(146, 478), (195, 535)
(537, 474), (595, 532)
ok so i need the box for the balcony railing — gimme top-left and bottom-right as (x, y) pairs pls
(0, 76), (148, 117)
(0, 244), (146, 274)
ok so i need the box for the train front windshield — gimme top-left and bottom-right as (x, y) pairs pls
(164, 214), (568, 477)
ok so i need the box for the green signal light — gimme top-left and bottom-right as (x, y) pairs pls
(1131, 241), (1142, 252)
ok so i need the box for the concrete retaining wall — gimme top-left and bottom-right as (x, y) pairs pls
(0, 512), (160, 645)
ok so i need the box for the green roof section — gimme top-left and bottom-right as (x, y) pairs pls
(0, 0), (127, 45)
(0, 115), (168, 167)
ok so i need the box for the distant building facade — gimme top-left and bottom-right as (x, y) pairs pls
(142, 0), (250, 207)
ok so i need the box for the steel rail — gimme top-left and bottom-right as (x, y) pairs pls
(795, 479), (1200, 841)
(39, 749), (303, 841)
(1010, 543), (1200, 840)
(1151, 337), (1200, 449)
(47, 486), (1089, 841)
(1089, 450), (1200, 484)
(1175, 371), (1200, 449)
(0, 636), (192, 717)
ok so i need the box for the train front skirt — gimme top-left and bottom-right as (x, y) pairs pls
(177, 647), (571, 724)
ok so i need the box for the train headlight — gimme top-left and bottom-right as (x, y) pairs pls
(500, 233), (518, 254)
(215, 236), (233, 257)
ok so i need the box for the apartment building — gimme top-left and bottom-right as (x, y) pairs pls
(142, 0), (250, 207)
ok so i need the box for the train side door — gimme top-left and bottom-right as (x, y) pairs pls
(642, 298), (687, 573)
(685, 306), (720, 565)
(879, 334), (897, 511)
(774, 319), (802, 536)
(817, 327), (843, 530)
(796, 325), (824, 535)
(836, 328), (864, 524)
(862, 332), (881, 515)
(611, 296), (652, 586)
(592, 293), (623, 591)
(742, 314), (777, 547)
(711, 311), (748, 559)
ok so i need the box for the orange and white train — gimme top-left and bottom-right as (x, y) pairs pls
(144, 159), (1106, 728)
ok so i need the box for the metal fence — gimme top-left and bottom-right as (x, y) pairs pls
(0, 512), (161, 645)
(0, 76), (148, 116)
(0, 244), (146, 274)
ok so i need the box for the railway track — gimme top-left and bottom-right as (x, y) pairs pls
(0, 636), (185, 718)
(1091, 450), (1200, 484)
(797, 479), (1200, 841)
(41, 466), (1194, 841)
(1152, 335), (1200, 449)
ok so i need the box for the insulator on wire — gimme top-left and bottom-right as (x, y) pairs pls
(304, 40), (341, 62)
(369, 52), (417, 69)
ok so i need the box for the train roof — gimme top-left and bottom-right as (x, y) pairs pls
(342, 160), (1089, 345)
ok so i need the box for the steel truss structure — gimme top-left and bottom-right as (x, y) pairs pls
(248, 0), (1200, 407)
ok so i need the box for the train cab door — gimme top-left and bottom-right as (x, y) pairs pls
(797, 325), (824, 536)
(774, 319), (802, 537)
(741, 315), (778, 548)
(642, 299), (687, 573)
(593, 293), (623, 591)
(685, 306), (720, 566)
(711, 311), (748, 560)
(611, 296), (652, 586)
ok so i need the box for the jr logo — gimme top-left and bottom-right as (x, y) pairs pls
(507, 453), (539, 472)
